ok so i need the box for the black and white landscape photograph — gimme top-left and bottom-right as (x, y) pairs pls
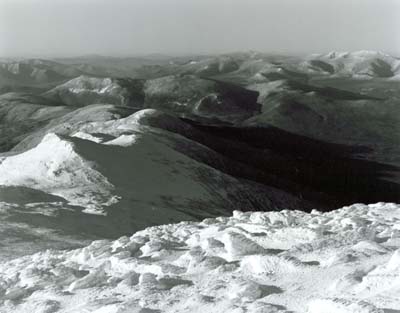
(0, 0), (399, 312)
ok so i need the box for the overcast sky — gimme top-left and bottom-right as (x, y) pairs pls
(1, 0), (399, 57)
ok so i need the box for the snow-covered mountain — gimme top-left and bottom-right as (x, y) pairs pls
(0, 51), (399, 312)
(43, 76), (145, 107)
(0, 107), (318, 261)
(304, 51), (400, 78)
(42, 74), (261, 122)
(0, 115), (301, 216)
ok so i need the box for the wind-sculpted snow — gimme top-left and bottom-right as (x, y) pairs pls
(0, 52), (399, 313)
(0, 203), (399, 312)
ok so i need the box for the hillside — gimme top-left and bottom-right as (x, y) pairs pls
(0, 51), (399, 312)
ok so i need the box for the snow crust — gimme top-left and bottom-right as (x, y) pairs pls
(1, 202), (399, 313)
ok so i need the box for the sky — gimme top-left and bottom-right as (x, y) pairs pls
(0, 0), (399, 57)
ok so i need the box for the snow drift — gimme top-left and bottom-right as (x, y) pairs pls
(0, 202), (399, 313)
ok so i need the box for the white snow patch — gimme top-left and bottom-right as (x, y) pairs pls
(0, 203), (399, 312)
(0, 133), (116, 213)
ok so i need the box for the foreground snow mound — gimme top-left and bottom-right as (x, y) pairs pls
(1, 203), (399, 313)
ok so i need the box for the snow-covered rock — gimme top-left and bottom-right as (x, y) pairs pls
(0, 133), (116, 213)
(0, 203), (399, 313)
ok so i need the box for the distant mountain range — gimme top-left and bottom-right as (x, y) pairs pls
(0, 51), (399, 258)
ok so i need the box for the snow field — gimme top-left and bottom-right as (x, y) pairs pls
(0, 202), (399, 313)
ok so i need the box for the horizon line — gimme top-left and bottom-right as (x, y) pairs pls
(1, 49), (399, 61)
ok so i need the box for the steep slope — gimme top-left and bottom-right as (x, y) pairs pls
(0, 133), (117, 213)
(0, 203), (399, 313)
(0, 109), (314, 236)
(181, 121), (400, 207)
(10, 104), (135, 153)
(4, 99), (398, 213)
(0, 108), (321, 262)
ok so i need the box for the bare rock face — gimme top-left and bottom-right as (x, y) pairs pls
(144, 75), (260, 122)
